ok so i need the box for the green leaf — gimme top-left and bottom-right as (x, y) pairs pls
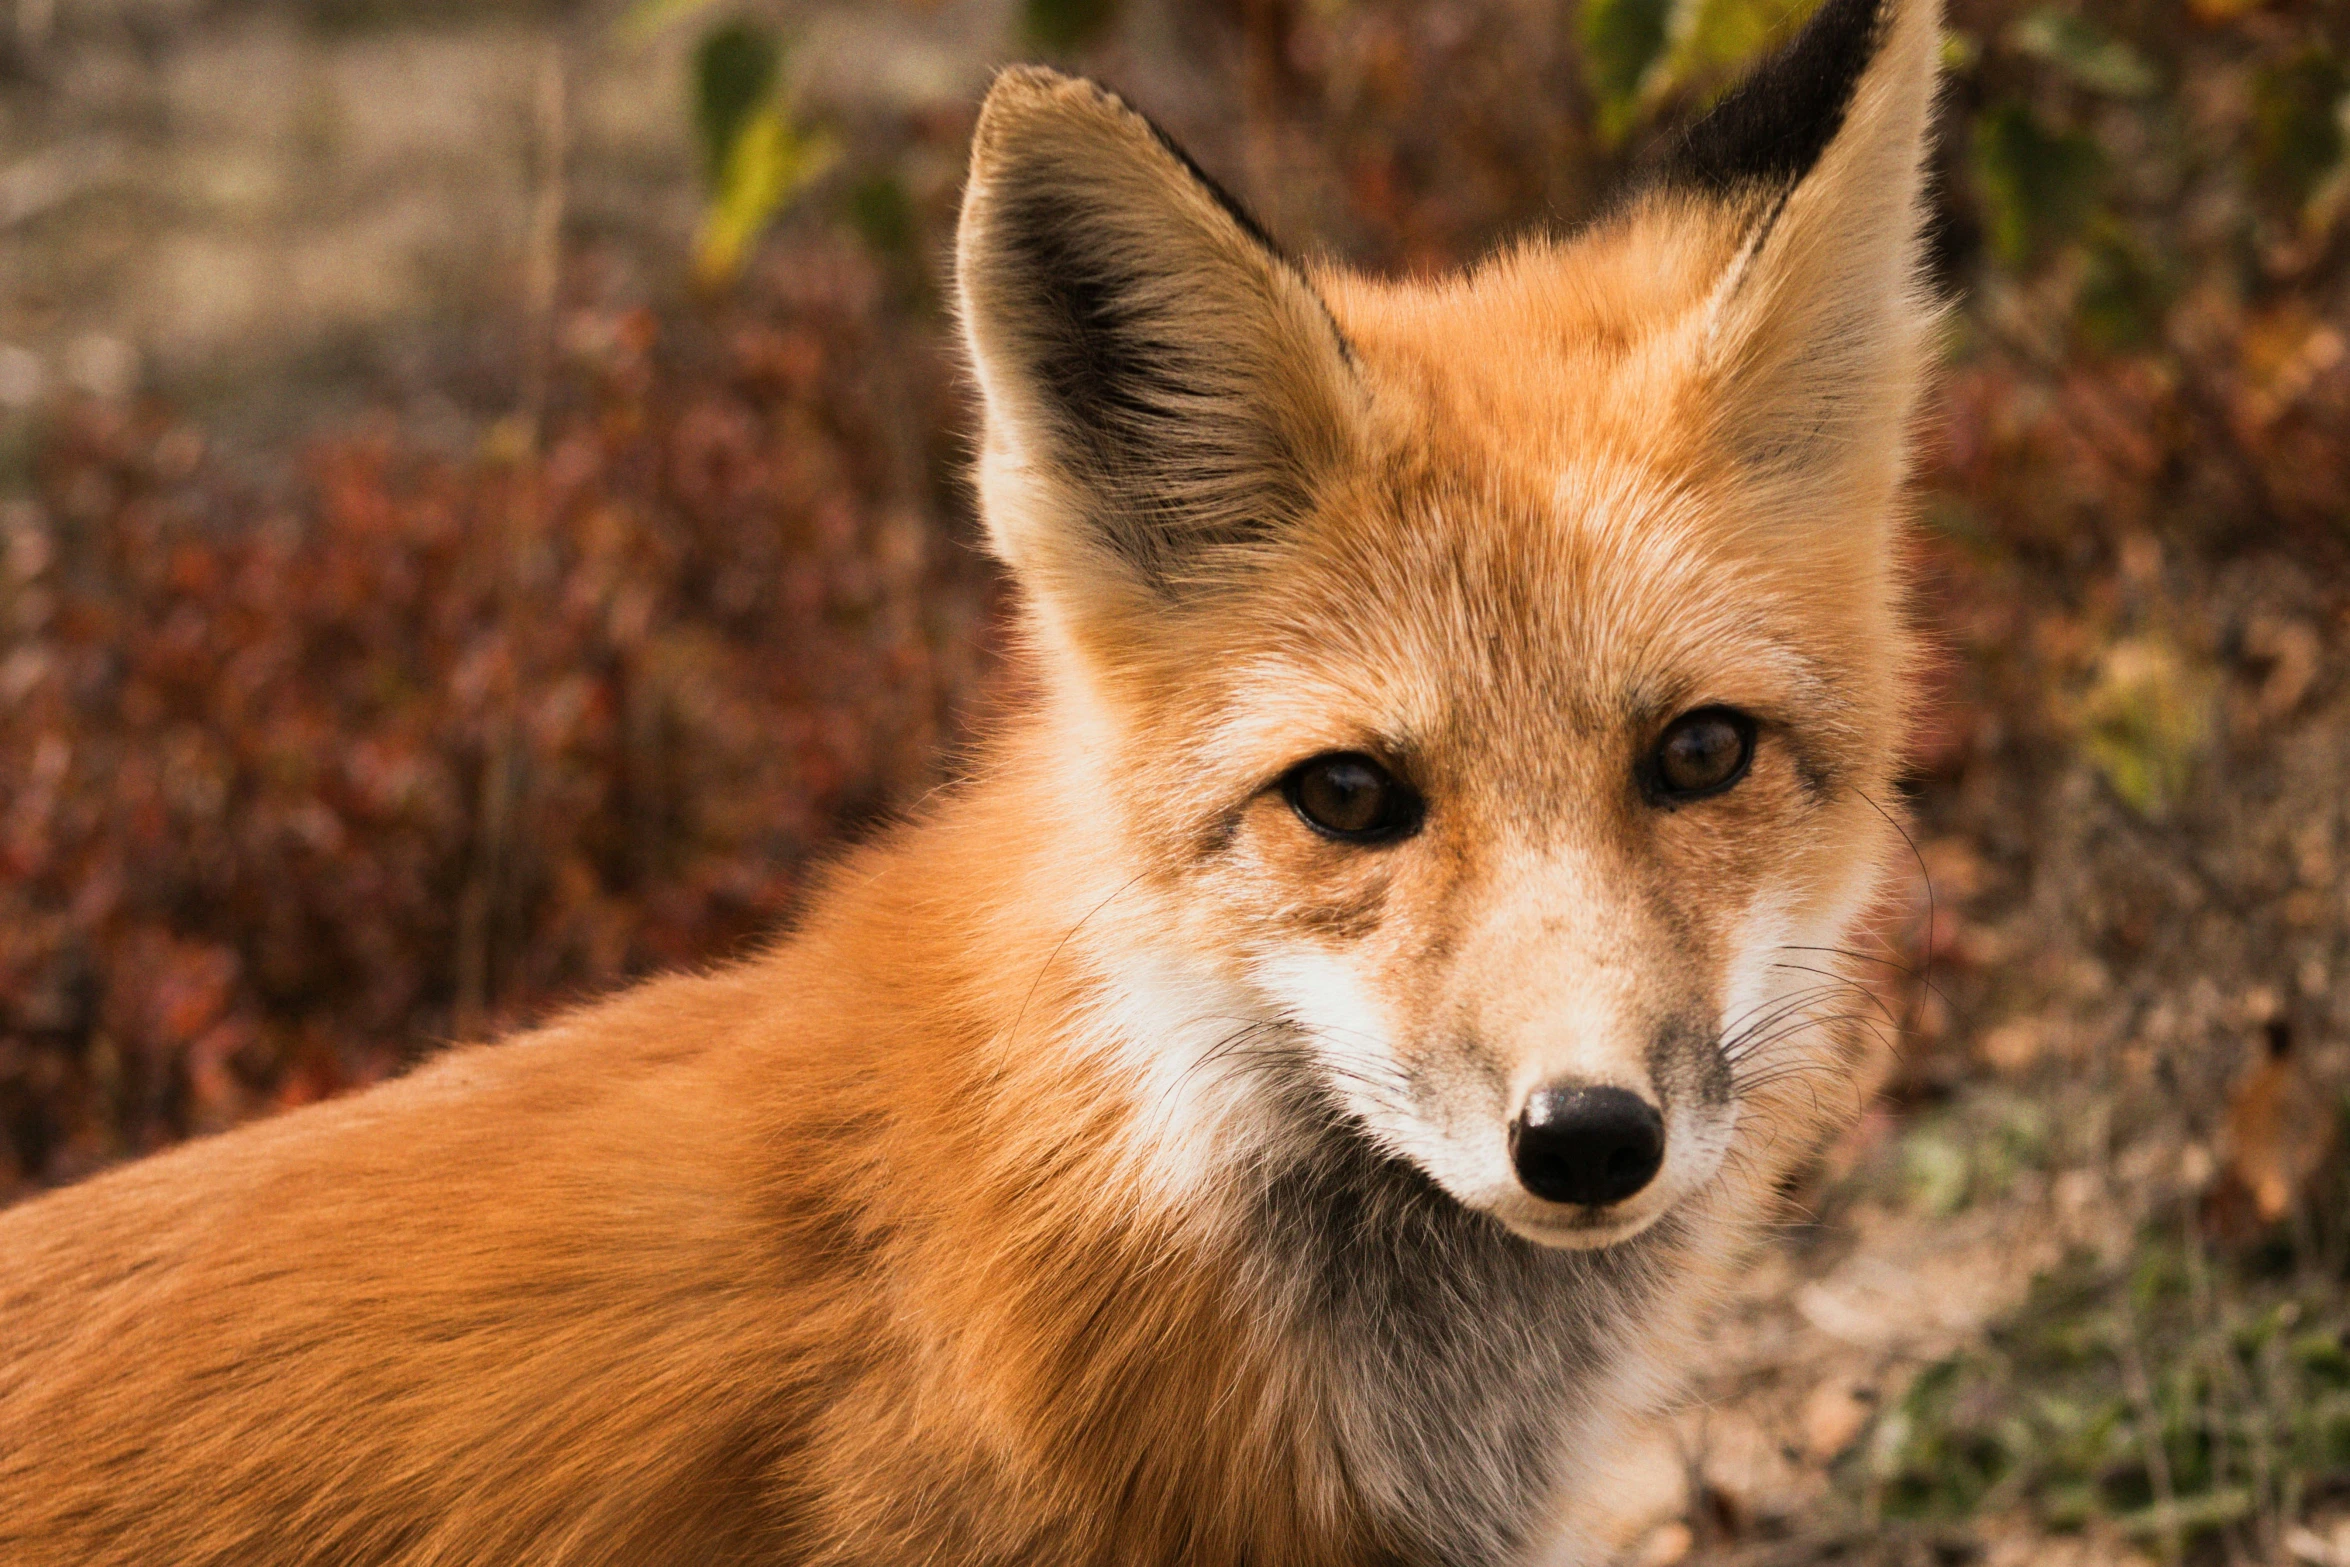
(2077, 637), (2211, 820)
(846, 172), (917, 261)
(1664, 0), (1818, 95)
(1584, 0), (1816, 143)
(2251, 48), (2348, 212)
(2294, 1328), (2350, 1387)
(2114, 1488), (2257, 1540)
(1023, 0), (1120, 53)
(1581, 0), (1675, 142)
(693, 20), (782, 189)
(1973, 101), (2103, 268)
(2006, 10), (2156, 98)
(696, 102), (837, 283)
(618, 0), (727, 46)
(2075, 215), (2169, 351)
(1903, 1124), (1975, 1217)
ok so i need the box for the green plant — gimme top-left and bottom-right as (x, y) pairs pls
(1860, 1235), (2350, 1557)
(625, 0), (837, 284)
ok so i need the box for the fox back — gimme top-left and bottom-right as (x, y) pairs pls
(0, 2), (1942, 1562)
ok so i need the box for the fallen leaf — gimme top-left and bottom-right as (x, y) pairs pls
(2202, 1021), (2342, 1243)
(1799, 1377), (1877, 1464)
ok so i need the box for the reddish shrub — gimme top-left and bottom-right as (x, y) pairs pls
(0, 249), (996, 1197)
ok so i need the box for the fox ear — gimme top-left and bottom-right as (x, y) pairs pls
(1665, 0), (1945, 526)
(956, 69), (1359, 621)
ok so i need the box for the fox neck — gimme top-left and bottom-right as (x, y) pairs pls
(812, 710), (1712, 1566)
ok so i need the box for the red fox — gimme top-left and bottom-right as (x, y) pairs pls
(0, 0), (1941, 1559)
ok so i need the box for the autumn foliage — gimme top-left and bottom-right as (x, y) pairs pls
(0, 245), (992, 1197)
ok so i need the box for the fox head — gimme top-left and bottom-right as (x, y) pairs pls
(956, 0), (1939, 1249)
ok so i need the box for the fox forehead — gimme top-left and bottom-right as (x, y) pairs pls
(1160, 380), (1874, 802)
(1311, 211), (1745, 480)
(1122, 235), (1881, 725)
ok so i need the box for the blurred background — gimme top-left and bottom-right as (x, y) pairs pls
(0, 0), (2346, 1561)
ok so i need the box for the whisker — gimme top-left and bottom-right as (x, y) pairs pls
(1778, 942), (1956, 1017)
(1001, 873), (1147, 1071)
(1856, 786), (1941, 1039)
(1765, 962), (1905, 1031)
(1723, 980), (1856, 1039)
(1739, 1006), (1896, 1055)
(1718, 980), (1854, 1043)
(1720, 984), (1861, 1063)
(1730, 1014), (1892, 1082)
(1777, 942), (1923, 979)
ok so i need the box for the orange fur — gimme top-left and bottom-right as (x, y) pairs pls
(0, 5), (1943, 1561)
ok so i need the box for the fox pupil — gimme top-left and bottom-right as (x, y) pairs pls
(1651, 709), (1755, 801)
(1284, 753), (1419, 842)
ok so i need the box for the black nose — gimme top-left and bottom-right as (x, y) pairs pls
(1510, 1085), (1666, 1207)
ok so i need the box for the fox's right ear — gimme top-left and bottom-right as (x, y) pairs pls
(1656, 0), (1945, 541)
(956, 69), (1360, 633)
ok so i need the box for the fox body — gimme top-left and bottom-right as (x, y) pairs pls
(0, 1), (1942, 1561)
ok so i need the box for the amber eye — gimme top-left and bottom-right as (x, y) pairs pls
(1646, 708), (1756, 803)
(1283, 753), (1423, 843)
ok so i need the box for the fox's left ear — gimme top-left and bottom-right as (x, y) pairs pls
(955, 69), (1361, 640)
(1666, 0), (1945, 528)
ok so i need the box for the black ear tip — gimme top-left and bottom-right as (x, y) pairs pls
(1661, 0), (1894, 196)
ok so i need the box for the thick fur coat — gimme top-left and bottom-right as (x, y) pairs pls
(0, 1), (1943, 1560)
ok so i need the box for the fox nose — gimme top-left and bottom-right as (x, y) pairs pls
(1510, 1085), (1665, 1207)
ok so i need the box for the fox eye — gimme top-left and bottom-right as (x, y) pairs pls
(1646, 708), (1755, 803)
(1283, 753), (1423, 843)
